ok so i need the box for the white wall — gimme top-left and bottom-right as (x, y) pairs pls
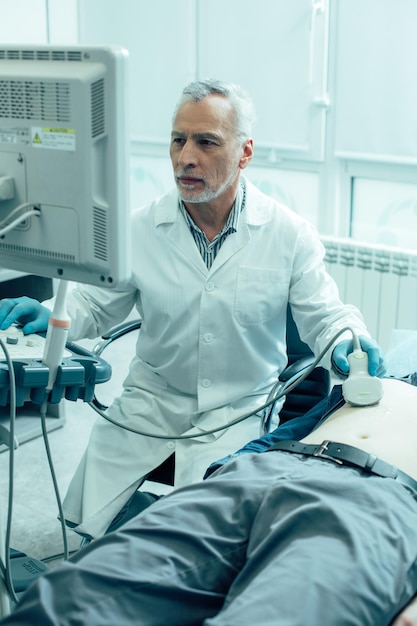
(0, 0), (78, 43)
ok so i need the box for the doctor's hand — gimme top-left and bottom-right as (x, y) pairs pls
(0, 296), (51, 334)
(331, 336), (386, 378)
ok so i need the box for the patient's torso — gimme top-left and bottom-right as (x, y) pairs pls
(301, 378), (417, 480)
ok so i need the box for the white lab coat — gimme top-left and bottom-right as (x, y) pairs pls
(59, 178), (369, 538)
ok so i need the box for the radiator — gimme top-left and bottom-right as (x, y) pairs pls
(321, 236), (417, 352)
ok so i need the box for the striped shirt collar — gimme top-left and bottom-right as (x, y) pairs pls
(179, 179), (246, 269)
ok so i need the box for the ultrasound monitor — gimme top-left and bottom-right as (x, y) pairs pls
(0, 44), (131, 287)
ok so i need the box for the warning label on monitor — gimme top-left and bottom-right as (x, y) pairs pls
(31, 127), (76, 151)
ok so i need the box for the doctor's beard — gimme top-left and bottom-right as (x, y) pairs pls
(175, 166), (240, 204)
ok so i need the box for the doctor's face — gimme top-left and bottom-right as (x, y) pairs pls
(170, 95), (253, 205)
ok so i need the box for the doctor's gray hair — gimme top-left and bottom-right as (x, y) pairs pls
(173, 79), (257, 143)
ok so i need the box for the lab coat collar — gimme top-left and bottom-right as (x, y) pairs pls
(153, 177), (274, 276)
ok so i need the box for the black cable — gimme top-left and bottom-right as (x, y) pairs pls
(39, 400), (69, 562)
(88, 327), (354, 439)
(0, 338), (20, 605)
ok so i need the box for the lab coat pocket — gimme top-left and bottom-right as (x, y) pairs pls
(234, 267), (290, 325)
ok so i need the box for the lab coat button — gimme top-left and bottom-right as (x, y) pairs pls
(205, 282), (215, 292)
(202, 378), (211, 388)
(167, 441), (175, 449)
(204, 333), (214, 343)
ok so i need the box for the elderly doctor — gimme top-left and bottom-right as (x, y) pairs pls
(0, 79), (384, 540)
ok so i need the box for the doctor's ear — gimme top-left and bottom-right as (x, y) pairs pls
(239, 139), (254, 170)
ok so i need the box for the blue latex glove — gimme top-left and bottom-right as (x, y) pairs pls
(331, 335), (386, 377)
(0, 296), (51, 334)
